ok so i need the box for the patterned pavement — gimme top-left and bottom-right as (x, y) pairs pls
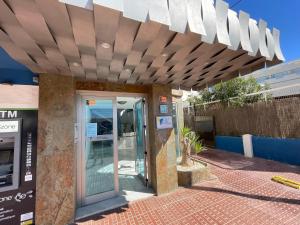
(75, 149), (300, 225)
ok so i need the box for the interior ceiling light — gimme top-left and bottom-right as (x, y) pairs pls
(117, 101), (127, 105)
(162, 53), (168, 57)
(72, 62), (80, 67)
(100, 42), (111, 49)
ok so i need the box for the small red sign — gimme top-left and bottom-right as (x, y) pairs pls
(159, 96), (167, 103)
(86, 99), (96, 106)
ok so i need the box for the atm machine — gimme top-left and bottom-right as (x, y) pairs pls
(0, 85), (38, 225)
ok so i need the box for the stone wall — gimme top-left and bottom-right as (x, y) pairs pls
(36, 74), (76, 225)
(184, 97), (300, 139)
(148, 85), (178, 195)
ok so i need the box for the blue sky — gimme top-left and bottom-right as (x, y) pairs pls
(225, 0), (300, 62)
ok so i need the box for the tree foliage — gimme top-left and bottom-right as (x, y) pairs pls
(187, 77), (270, 107)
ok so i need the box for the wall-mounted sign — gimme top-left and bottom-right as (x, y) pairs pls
(0, 120), (19, 133)
(156, 116), (173, 129)
(159, 96), (168, 103)
(159, 104), (168, 114)
(86, 123), (97, 137)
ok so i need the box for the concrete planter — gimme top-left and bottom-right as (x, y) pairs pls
(177, 160), (212, 187)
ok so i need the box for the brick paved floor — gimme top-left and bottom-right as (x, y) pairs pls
(75, 149), (300, 225)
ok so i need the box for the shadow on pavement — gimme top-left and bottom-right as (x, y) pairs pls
(191, 185), (300, 205)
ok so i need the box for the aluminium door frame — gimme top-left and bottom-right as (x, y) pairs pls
(76, 95), (118, 206)
(133, 98), (148, 185)
(76, 90), (150, 207)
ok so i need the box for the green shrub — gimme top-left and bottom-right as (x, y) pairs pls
(187, 76), (270, 107)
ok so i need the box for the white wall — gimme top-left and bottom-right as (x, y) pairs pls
(0, 84), (39, 109)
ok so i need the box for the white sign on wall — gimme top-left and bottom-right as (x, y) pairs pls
(0, 121), (19, 133)
(156, 116), (173, 129)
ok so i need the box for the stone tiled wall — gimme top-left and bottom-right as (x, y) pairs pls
(148, 85), (178, 195)
(36, 74), (76, 225)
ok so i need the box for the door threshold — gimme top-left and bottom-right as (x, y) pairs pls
(75, 189), (155, 221)
(75, 195), (128, 220)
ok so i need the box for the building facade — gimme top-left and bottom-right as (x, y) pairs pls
(0, 0), (284, 224)
(244, 60), (300, 97)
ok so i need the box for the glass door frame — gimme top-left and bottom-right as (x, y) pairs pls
(76, 91), (150, 207)
(76, 95), (119, 206)
(133, 98), (148, 184)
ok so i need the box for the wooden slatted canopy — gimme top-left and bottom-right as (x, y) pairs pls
(0, 0), (284, 89)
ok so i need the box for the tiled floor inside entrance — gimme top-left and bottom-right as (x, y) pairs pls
(118, 135), (154, 202)
(75, 149), (300, 225)
(118, 159), (153, 202)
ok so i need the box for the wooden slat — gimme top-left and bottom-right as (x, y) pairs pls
(68, 5), (96, 54)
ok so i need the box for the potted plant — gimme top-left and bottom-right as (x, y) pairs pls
(180, 127), (203, 166)
(177, 127), (211, 186)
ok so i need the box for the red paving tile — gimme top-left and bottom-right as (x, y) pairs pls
(75, 150), (300, 225)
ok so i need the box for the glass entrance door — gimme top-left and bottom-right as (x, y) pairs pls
(134, 99), (147, 184)
(81, 98), (118, 205)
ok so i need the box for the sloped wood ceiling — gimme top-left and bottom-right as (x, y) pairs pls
(0, 0), (284, 89)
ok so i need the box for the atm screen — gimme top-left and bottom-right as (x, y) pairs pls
(0, 137), (14, 187)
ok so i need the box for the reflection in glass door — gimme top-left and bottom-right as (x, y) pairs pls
(134, 99), (147, 183)
(82, 98), (118, 205)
